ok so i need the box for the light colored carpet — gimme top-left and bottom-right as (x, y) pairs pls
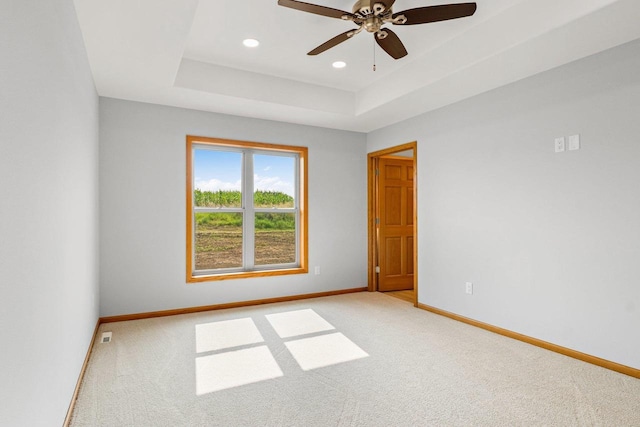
(71, 292), (640, 426)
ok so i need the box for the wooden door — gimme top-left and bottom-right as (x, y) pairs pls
(378, 157), (414, 291)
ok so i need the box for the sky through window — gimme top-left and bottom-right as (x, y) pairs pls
(194, 150), (295, 197)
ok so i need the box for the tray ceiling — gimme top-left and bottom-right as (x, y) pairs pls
(74, 0), (640, 132)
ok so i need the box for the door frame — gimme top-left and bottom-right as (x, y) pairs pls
(367, 141), (418, 306)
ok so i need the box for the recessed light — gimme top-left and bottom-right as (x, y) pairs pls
(243, 38), (260, 48)
(332, 61), (346, 69)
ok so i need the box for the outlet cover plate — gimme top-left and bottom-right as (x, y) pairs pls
(568, 134), (580, 150)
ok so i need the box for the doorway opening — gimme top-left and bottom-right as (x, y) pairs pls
(367, 142), (417, 306)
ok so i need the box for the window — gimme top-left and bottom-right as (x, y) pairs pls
(186, 136), (308, 282)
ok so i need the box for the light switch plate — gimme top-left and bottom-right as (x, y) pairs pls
(555, 137), (565, 153)
(568, 134), (580, 150)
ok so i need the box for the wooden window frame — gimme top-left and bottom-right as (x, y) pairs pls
(186, 135), (308, 282)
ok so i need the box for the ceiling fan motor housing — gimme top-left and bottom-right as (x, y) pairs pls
(352, 0), (393, 32)
(352, 0), (391, 16)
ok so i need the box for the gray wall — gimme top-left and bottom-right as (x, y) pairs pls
(368, 39), (640, 370)
(99, 98), (367, 317)
(0, 1), (99, 425)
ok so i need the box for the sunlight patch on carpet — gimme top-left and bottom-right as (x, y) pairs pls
(266, 308), (335, 338)
(285, 332), (369, 371)
(195, 346), (283, 395)
(195, 317), (264, 353)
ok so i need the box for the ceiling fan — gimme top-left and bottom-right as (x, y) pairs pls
(277, 0), (477, 60)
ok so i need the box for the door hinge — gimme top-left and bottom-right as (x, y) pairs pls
(375, 218), (380, 225)
(375, 168), (379, 176)
(375, 266), (380, 273)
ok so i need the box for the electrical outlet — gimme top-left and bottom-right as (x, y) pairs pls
(314, 266), (320, 275)
(465, 282), (473, 295)
(554, 137), (565, 153)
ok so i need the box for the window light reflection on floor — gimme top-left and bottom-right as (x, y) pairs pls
(284, 332), (369, 371)
(265, 308), (335, 338)
(195, 317), (264, 353)
(195, 346), (283, 395)
(194, 310), (368, 396)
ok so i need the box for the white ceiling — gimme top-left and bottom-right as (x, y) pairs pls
(73, 0), (640, 132)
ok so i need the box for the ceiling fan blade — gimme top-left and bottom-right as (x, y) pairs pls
(308, 30), (357, 55)
(383, 0), (397, 10)
(393, 3), (477, 25)
(278, 0), (354, 20)
(373, 0), (396, 12)
(375, 29), (407, 59)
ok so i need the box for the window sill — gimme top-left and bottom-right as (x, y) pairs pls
(187, 266), (308, 283)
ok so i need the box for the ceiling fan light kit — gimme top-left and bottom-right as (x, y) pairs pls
(277, 0), (477, 60)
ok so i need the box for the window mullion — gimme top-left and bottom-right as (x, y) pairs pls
(194, 208), (243, 213)
(244, 152), (255, 270)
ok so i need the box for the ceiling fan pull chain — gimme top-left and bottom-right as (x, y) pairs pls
(373, 38), (376, 71)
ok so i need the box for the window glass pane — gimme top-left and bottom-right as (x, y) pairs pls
(255, 213), (296, 266)
(253, 154), (295, 208)
(195, 213), (243, 270)
(194, 149), (242, 208)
